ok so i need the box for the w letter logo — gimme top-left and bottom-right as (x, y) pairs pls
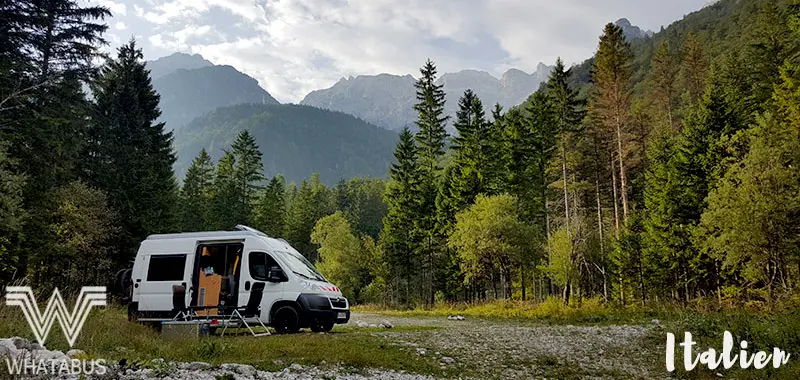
(4, 286), (106, 347)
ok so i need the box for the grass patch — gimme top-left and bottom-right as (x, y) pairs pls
(0, 305), (451, 377)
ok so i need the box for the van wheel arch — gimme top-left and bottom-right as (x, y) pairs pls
(269, 301), (302, 334)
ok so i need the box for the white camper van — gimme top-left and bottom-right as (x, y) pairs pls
(128, 225), (349, 333)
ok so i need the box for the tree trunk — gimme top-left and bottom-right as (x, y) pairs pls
(611, 153), (620, 237)
(615, 123), (629, 224)
(562, 280), (570, 306)
(561, 136), (570, 232)
(521, 265), (526, 301)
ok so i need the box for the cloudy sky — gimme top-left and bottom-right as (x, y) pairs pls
(89, 0), (712, 103)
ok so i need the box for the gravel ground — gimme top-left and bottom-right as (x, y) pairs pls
(1, 315), (667, 379)
(348, 313), (668, 379)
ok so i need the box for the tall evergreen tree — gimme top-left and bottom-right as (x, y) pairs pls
(412, 59), (449, 305)
(647, 41), (678, 129)
(680, 32), (708, 106)
(210, 151), (241, 230)
(231, 129), (264, 224)
(381, 128), (421, 304)
(88, 39), (178, 260)
(254, 175), (287, 237)
(283, 173), (334, 260)
(180, 149), (214, 232)
(589, 23), (633, 226)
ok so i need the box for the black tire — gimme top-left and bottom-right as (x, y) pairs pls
(310, 320), (334, 333)
(271, 306), (300, 334)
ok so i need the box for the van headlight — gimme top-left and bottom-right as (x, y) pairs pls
(300, 279), (322, 292)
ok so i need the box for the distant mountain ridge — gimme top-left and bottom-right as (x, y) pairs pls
(173, 103), (398, 185)
(300, 63), (553, 131)
(148, 53), (280, 131)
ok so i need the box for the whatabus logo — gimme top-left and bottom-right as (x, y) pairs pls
(4, 286), (106, 347)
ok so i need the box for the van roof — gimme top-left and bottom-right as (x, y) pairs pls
(145, 225), (290, 244)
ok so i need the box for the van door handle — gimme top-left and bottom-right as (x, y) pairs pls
(245, 281), (250, 291)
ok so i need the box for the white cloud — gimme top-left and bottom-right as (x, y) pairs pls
(115, 21), (127, 30)
(129, 0), (710, 102)
(94, 0), (126, 17)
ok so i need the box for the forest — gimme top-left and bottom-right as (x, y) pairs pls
(1, 0), (798, 311)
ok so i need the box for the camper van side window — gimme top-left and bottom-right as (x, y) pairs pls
(146, 254), (186, 281)
(249, 252), (279, 281)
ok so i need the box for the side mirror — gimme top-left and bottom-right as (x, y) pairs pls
(267, 266), (286, 283)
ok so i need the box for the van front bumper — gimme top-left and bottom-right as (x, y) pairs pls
(297, 294), (350, 324)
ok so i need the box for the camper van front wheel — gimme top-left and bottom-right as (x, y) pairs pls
(271, 305), (300, 334)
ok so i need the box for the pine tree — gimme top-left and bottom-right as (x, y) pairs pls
(680, 32), (708, 106)
(381, 127), (421, 304)
(647, 41), (678, 129)
(231, 130), (264, 224)
(210, 151), (241, 230)
(413, 59), (449, 173)
(438, 89), (488, 227)
(412, 59), (448, 305)
(590, 23), (633, 226)
(180, 149), (214, 232)
(546, 58), (584, 304)
(283, 173), (334, 260)
(0, 142), (26, 282)
(88, 39), (178, 259)
(254, 176), (287, 237)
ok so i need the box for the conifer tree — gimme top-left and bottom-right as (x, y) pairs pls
(284, 173), (334, 260)
(210, 151), (240, 230)
(180, 149), (214, 232)
(647, 41), (678, 129)
(680, 32), (708, 106)
(546, 58), (584, 304)
(381, 127), (421, 304)
(231, 130), (264, 220)
(89, 40), (178, 258)
(412, 59), (448, 305)
(254, 176), (287, 237)
(590, 23), (633, 225)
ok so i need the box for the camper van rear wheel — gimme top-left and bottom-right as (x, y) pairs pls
(310, 320), (334, 333)
(272, 305), (299, 334)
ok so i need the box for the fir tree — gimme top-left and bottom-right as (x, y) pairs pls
(590, 23), (633, 225)
(231, 129), (265, 223)
(180, 149), (214, 232)
(647, 41), (678, 129)
(88, 39), (178, 259)
(381, 127), (421, 304)
(254, 175), (287, 237)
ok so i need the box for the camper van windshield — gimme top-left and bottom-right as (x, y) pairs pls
(280, 251), (325, 282)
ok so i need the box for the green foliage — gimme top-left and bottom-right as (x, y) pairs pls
(180, 149), (215, 231)
(29, 181), (117, 291)
(88, 40), (179, 258)
(312, 212), (375, 301)
(699, 65), (800, 294)
(449, 194), (535, 297)
(284, 173), (335, 260)
(0, 143), (25, 281)
(381, 127), (421, 303)
(253, 176), (287, 237)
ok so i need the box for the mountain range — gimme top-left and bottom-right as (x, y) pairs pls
(148, 17), (660, 184)
(300, 62), (553, 131)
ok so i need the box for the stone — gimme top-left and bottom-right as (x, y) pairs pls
(221, 363), (257, 377)
(415, 348), (426, 355)
(180, 361), (211, 371)
(289, 363), (303, 371)
(379, 320), (394, 328)
(441, 356), (455, 364)
(356, 320), (369, 328)
(67, 349), (86, 358)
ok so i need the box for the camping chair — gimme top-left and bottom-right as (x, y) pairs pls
(220, 282), (270, 337)
(171, 285), (193, 321)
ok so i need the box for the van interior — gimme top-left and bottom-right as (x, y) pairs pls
(191, 242), (243, 315)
